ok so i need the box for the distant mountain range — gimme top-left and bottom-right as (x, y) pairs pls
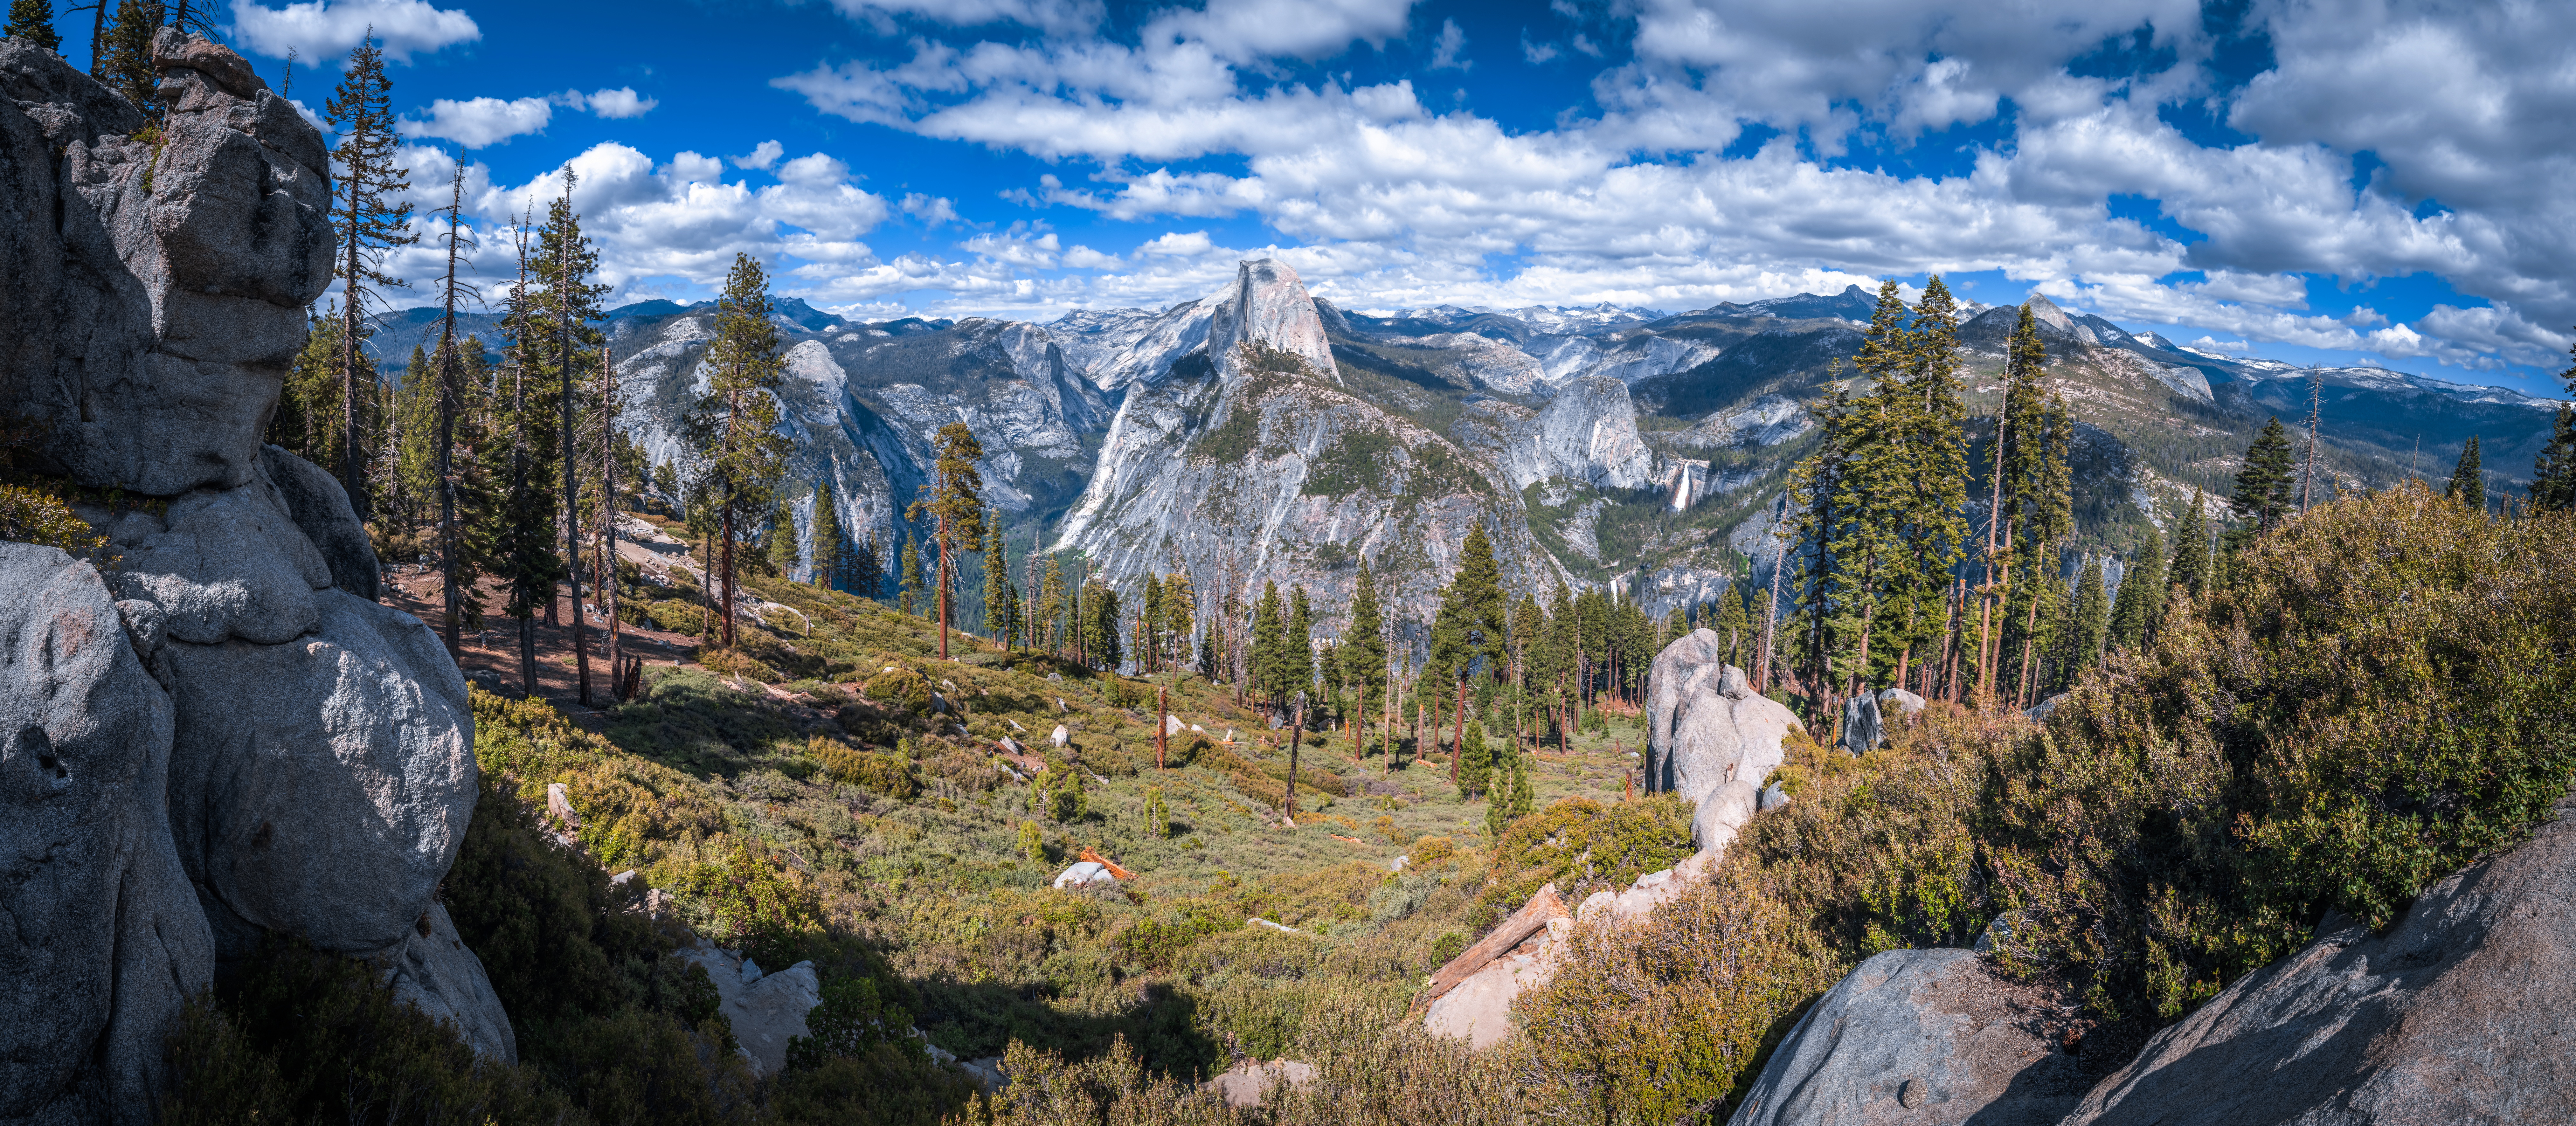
(366, 272), (2563, 639)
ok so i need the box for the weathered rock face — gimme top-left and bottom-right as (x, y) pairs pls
(1207, 258), (1338, 382)
(1646, 629), (1804, 852)
(0, 38), (504, 1123)
(1055, 258), (1560, 626)
(161, 588), (474, 956)
(0, 545), (211, 1125)
(0, 32), (332, 497)
(2060, 786), (2576, 1125)
(1725, 949), (2095, 1126)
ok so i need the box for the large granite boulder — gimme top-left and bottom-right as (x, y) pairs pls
(1646, 628), (1804, 852)
(106, 466), (333, 645)
(1837, 692), (1883, 756)
(1725, 949), (2094, 1126)
(161, 588), (475, 956)
(260, 444), (380, 600)
(0, 31), (331, 497)
(2060, 786), (2576, 1125)
(0, 545), (211, 1125)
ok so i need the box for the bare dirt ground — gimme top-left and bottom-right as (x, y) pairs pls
(383, 559), (703, 729)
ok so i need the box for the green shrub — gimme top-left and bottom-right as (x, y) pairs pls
(786, 975), (918, 1072)
(864, 666), (934, 714)
(807, 736), (919, 798)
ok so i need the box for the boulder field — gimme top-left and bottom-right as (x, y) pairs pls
(1, 32), (504, 1125)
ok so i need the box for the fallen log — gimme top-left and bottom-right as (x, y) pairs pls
(1417, 883), (1568, 1009)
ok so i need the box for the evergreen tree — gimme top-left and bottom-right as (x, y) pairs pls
(495, 229), (563, 693)
(2107, 526), (2165, 652)
(1286, 584), (1315, 699)
(809, 485), (840, 589)
(1339, 556), (1386, 697)
(2445, 436), (2484, 510)
(982, 515), (1016, 646)
(535, 177), (610, 696)
(1449, 523), (1509, 678)
(7, 0), (60, 51)
(1081, 581), (1121, 671)
(1716, 586), (1752, 668)
(2230, 418), (2299, 540)
(2531, 408), (2576, 512)
(1140, 572), (1165, 669)
(1036, 554), (1065, 653)
(683, 254), (789, 648)
(906, 423), (986, 660)
(1160, 569), (1194, 669)
(1017, 820), (1045, 864)
(323, 34), (415, 524)
(1458, 722), (1492, 799)
(898, 534), (925, 616)
(1251, 581), (1285, 708)
(95, 0), (158, 112)
(767, 493), (800, 578)
(426, 162), (492, 657)
(2171, 489), (2212, 597)
(1144, 787), (1169, 839)
(2071, 555), (2109, 674)
(1506, 753), (1534, 819)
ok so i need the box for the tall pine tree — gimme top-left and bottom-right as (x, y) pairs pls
(2229, 418), (2299, 541)
(2445, 436), (2484, 510)
(2531, 408), (2576, 512)
(809, 484), (840, 589)
(2170, 488), (2212, 597)
(2106, 526), (2164, 652)
(683, 254), (789, 648)
(324, 34), (414, 526)
(907, 423), (986, 660)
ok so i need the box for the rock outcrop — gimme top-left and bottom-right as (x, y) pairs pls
(1646, 629), (1804, 852)
(1422, 884), (1573, 1049)
(0, 36), (504, 1123)
(2059, 786), (2576, 1125)
(1725, 949), (2095, 1126)
(677, 943), (824, 1076)
(0, 544), (211, 1125)
(1, 31), (332, 497)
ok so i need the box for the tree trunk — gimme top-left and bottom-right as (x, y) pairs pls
(720, 505), (736, 648)
(936, 522), (950, 661)
(517, 617), (536, 698)
(1284, 695), (1304, 822)
(1450, 678), (1465, 786)
(1155, 687), (1167, 769)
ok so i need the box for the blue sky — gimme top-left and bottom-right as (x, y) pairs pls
(49, 0), (2576, 390)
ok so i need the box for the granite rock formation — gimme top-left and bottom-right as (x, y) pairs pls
(1646, 628), (1804, 853)
(0, 35), (503, 1124)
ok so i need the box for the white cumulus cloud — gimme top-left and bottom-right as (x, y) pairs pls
(229, 0), (481, 63)
(397, 96), (551, 148)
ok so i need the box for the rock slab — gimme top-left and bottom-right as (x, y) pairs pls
(1725, 949), (2093, 1126)
(678, 942), (823, 1076)
(2060, 786), (2576, 1125)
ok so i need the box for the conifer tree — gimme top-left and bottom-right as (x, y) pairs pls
(1449, 522), (1510, 678)
(2531, 408), (2576, 512)
(809, 485), (840, 589)
(1286, 585), (1314, 700)
(982, 514), (1014, 645)
(898, 534), (925, 616)
(1081, 580), (1121, 671)
(324, 34), (414, 524)
(1144, 787), (1169, 839)
(1716, 586), (1751, 668)
(7, 0), (60, 51)
(2106, 526), (2165, 652)
(1887, 276), (1971, 690)
(1160, 569), (1193, 668)
(1508, 752), (1534, 819)
(1788, 374), (1858, 688)
(2230, 418), (2299, 539)
(907, 422), (986, 660)
(2445, 436), (2484, 510)
(427, 160), (489, 657)
(95, 0), (158, 112)
(1458, 721), (1491, 799)
(2070, 555), (2109, 674)
(1035, 554), (1065, 654)
(537, 178), (608, 699)
(767, 494), (800, 578)
(495, 226), (564, 694)
(1139, 572), (1164, 669)
(2171, 489), (2212, 597)
(684, 254), (789, 648)
(1251, 580), (1285, 708)
(1974, 302), (2053, 705)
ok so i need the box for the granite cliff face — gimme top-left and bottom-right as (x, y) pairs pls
(0, 36), (504, 1124)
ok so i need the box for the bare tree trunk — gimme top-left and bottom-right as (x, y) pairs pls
(720, 505), (736, 648)
(598, 344), (622, 701)
(1451, 678), (1465, 786)
(936, 522), (950, 661)
(1284, 693), (1304, 823)
(1156, 686), (1168, 770)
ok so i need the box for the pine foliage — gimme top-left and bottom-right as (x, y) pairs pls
(4, 0), (59, 49)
